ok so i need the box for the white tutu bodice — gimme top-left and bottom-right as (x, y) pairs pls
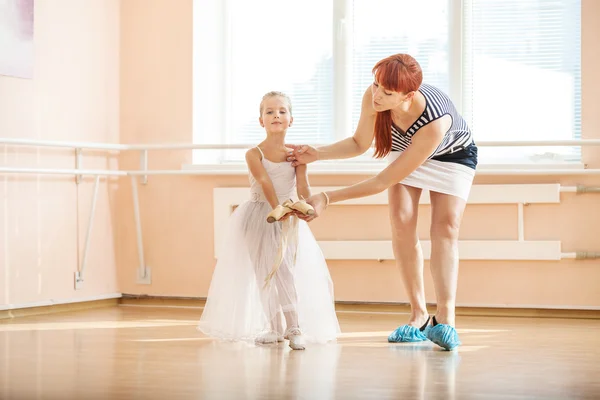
(249, 158), (296, 203)
(198, 152), (340, 344)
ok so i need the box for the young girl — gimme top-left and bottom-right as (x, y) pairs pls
(198, 91), (340, 350)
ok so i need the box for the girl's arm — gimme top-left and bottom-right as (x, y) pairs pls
(295, 164), (311, 200)
(245, 148), (279, 209)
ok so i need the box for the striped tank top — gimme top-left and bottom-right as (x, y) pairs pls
(391, 84), (477, 169)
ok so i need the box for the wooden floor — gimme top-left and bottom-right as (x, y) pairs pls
(0, 305), (599, 400)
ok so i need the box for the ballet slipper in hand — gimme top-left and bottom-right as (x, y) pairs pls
(266, 199), (316, 223)
(296, 193), (327, 222)
(286, 198), (315, 216)
(266, 204), (293, 223)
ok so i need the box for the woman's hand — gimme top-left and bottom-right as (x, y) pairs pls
(296, 192), (327, 222)
(286, 144), (318, 167)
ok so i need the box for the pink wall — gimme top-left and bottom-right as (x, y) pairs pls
(0, 0), (120, 308)
(1, 0), (598, 310)
(118, 0), (600, 308)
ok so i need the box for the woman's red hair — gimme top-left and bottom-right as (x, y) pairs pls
(372, 54), (423, 158)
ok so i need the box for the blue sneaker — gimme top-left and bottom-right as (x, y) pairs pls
(388, 316), (431, 343)
(426, 316), (461, 351)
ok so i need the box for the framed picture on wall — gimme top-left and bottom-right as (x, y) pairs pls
(0, 0), (34, 79)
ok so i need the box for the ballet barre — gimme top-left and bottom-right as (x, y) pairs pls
(1, 138), (600, 289)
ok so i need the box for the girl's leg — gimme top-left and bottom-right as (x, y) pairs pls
(274, 263), (299, 326)
(388, 183), (428, 327)
(428, 191), (467, 327)
(255, 282), (282, 343)
(273, 260), (304, 350)
(247, 228), (283, 342)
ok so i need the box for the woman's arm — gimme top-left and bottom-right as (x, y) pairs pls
(295, 164), (311, 200)
(287, 86), (376, 165)
(245, 148), (279, 209)
(303, 118), (449, 219)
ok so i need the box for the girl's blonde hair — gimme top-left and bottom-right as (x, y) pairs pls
(259, 91), (293, 116)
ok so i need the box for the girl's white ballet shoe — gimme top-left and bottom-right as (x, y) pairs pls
(284, 328), (306, 350)
(255, 331), (281, 345)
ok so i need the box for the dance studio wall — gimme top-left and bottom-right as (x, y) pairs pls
(1, 0), (597, 311)
(118, 0), (600, 309)
(0, 0), (120, 308)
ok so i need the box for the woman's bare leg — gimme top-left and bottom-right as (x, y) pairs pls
(428, 191), (467, 327)
(388, 183), (428, 327)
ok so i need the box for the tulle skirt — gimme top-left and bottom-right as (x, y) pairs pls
(198, 200), (340, 343)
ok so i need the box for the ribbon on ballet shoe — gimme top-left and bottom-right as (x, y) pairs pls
(263, 216), (299, 289)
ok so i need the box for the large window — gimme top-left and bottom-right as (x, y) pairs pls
(463, 0), (581, 163)
(193, 0), (581, 166)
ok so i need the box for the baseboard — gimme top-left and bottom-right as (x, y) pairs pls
(120, 294), (205, 308)
(2, 293), (597, 320)
(0, 293), (122, 320)
(119, 295), (600, 320)
(335, 302), (600, 319)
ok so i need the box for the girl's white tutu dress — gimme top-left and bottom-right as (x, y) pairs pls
(198, 151), (340, 343)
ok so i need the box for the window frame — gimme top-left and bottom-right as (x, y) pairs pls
(190, 0), (583, 171)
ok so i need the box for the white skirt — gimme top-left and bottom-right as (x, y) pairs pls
(387, 153), (476, 201)
(198, 200), (340, 343)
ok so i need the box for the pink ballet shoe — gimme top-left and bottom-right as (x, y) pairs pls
(266, 204), (293, 223)
(266, 199), (314, 223)
(286, 199), (315, 216)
